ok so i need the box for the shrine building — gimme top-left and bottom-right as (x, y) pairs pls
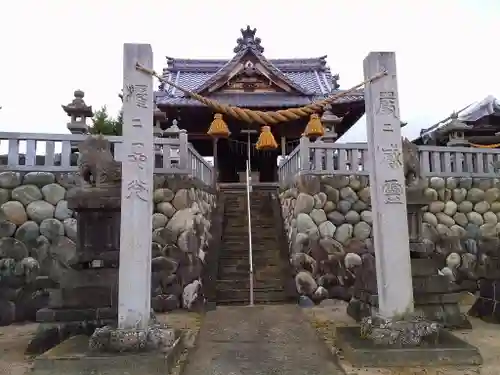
(154, 26), (365, 183)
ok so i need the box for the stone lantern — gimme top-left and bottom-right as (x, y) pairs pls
(436, 112), (472, 147)
(320, 104), (342, 143)
(62, 89), (93, 136)
(163, 119), (186, 167)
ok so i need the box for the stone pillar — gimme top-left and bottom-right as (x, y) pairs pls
(118, 43), (154, 330)
(364, 52), (414, 318)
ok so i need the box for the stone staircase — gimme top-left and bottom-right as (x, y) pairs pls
(216, 184), (289, 305)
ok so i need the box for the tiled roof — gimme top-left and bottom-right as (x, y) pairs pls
(155, 91), (363, 108)
(414, 95), (500, 144)
(155, 26), (363, 108)
(158, 57), (340, 96)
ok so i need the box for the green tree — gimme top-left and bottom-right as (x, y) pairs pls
(89, 106), (123, 136)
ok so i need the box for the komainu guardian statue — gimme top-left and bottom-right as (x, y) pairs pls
(402, 137), (421, 187)
(77, 135), (121, 187)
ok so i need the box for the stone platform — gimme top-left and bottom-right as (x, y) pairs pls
(336, 326), (482, 368)
(31, 333), (184, 375)
(348, 257), (471, 329)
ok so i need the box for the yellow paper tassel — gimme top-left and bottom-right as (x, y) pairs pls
(256, 126), (278, 150)
(207, 113), (230, 138)
(304, 114), (324, 138)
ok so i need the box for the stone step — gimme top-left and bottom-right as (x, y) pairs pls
(218, 260), (283, 268)
(219, 259), (282, 266)
(223, 220), (275, 226)
(224, 215), (274, 220)
(225, 239), (279, 243)
(226, 203), (269, 206)
(224, 230), (276, 235)
(223, 234), (278, 240)
(216, 278), (285, 290)
(221, 246), (279, 253)
(224, 217), (274, 221)
(216, 288), (287, 304)
(221, 247), (280, 254)
(224, 224), (275, 228)
(220, 246), (280, 252)
(217, 272), (285, 282)
(225, 209), (270, 214)
(221, 243), (278, 249)
(220, 255), (279, 261)
(219, 250), (279, 258)
(222, 246), (279, 252)
(225, 225), (275, 229)
(223, 229), (276, 234)
(219, 267), (285, 280)
(223, 234), (277, 239)
(225, 201), (268, 206)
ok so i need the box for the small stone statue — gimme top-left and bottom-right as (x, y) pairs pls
(402, 137), (421, 187)
(77, 135), (121, 187)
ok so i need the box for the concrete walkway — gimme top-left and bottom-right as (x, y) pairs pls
(181, 305), (343, 375)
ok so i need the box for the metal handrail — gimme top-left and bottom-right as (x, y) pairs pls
(245, 159), (254, 306)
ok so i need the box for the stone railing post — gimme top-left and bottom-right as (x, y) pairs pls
(178, 130), (189, 171)
(299, 136), (310, 172)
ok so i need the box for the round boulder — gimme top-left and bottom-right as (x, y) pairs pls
(14, 221), (40, 244)
(41, 183), (66, 205)
(26, 201), (55, 223)
(1, 201), (27, 225)
(23, 172), (55, 187)
(11, 185), (42, 206)
(39, 218), (64, 241)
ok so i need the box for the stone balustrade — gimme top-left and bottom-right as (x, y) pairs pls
(280, 173), (500, 321)
(0, 171), (216, 325)
(278, 137), (500, 186)
(0, 132), (214, 186)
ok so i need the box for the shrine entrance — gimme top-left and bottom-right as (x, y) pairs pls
(216, 136), (278, 183)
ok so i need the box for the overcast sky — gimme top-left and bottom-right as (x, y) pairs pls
(0, 0), (499, 143)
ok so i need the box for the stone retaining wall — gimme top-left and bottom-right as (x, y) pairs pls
(280, 174), (500, 305)
(0, 171), (215, 325)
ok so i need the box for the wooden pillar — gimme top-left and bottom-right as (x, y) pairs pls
(118, 43), (154, 330)
(364, 52), (413, 319)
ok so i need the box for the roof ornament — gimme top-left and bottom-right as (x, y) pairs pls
(331, 74), (340, 90)
(234, 26), (264, 54)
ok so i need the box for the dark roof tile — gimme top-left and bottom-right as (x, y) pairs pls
(156, 26), (357, 107)
(156, 91), (364, 108)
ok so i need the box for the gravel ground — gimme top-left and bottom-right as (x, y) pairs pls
(3, 299), (500, 375)
(0, 311), (202, 375)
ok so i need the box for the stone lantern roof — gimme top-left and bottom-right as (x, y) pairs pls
(62, 89), (93, 118)
(435, 112), (472, 136)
